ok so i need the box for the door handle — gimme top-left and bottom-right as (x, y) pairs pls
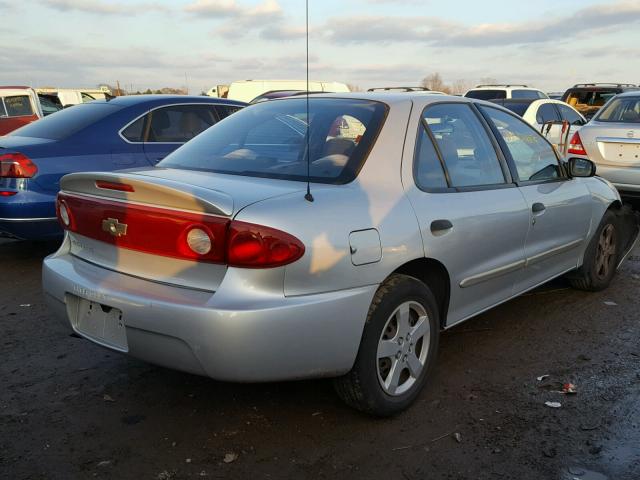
(431, 219), (453, 234)
(532, 202), (546, 214)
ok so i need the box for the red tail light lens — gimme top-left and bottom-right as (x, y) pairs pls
(0, 191), (18, 197)
(0, 153), (38, 178)
(568, 132), (587, 156)
(57, 193), (305, 268)
(228, 221), (305, 268)
(95, 180), (135, 192)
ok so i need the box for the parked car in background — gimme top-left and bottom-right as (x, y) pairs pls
(561, 83), (640, 120)
(36, 88), (111, 107)
(0, 87), (44, 135)
(37, 93), (64, 116)
(0, 95), (245, 240)
(464, 84), (548, 101)
(43, 93), (637, 416)
(490, 98), (586, 153)
(547, 92), (564, 100)
(568, 92), (640, 200)
(250, 90), (323, 104)
(207, 79), (350, 103)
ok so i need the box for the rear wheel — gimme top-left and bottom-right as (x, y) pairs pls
(569, 210), (620, 291)
(333, 274), (440, 416)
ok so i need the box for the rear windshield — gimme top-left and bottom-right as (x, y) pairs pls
(2, 95), (34, 117)
(465, 90), (506, 100)
(511, 90), (546, 99)
(9, 102), (120, 140)
(595, 96), (640, 123)
(496, 101), (531, 117)
(159, 98), (388, 184)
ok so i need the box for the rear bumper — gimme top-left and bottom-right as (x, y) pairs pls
(0, 190), (61, 240)
(42, 251), (375, 382)
(595, 164), (640, 196)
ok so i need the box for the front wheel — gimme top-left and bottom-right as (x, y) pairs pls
(569, 210), (620, 291)
(333, 274), (440, 416)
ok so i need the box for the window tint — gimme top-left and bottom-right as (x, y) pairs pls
(536, 103), (561, 124)
(481, 106), (560, 182)
(38, 95), (63, 116)
(8, 103), (119, 140)
(498, 101), (530, 117)
(215, 105), (243, 119)
(159, 98), (387, 185)
(414, 126), (448, 190)
(423, 104), (505, 187)
(465, 90), (506, 100)
(595, 96), (640, 123)
(147, 105), (218, 142)
(557, 104), (584, 125)
(4, 95), (34, 116)
(122, 115), (146, 142)
(512, 90), (544, 100)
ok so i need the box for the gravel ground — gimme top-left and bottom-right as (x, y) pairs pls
(1, 238), (639, 480)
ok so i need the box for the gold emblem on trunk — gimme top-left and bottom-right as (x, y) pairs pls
(102, 218), (128, 237)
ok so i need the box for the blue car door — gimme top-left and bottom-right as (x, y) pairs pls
(141, 104), (221, 164)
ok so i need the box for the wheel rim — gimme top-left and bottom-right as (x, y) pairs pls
(595, 224), (617, 280)
(376, 301), (431, 396)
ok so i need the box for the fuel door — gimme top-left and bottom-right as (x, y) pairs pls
(349, 229), (382, 266)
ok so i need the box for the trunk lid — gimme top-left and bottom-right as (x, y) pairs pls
(582, 123), (640, 166)
(60, 168), (304, 291)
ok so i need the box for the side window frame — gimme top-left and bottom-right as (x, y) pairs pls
(119, 103), (222, 145)
(412, 101), (515, 194)
(477, 104), (568, 186)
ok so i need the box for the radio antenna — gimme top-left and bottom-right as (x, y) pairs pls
(304, 0), (314, 202)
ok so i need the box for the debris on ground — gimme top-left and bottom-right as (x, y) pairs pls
(97, 460), (112, 467)
(453, 432), (462, 443)
(544, 401), (562, 408)
(537, 375), (550, 381)
(19, 304), (31, 307)
(603, 301), (618, 306)
(223, 453), (238, 464)
(157, 471), (174, 480)
(103, 394), (115, 402)
(562, 383), (577, 395)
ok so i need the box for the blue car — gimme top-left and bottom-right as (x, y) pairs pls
(0, 95), (245, 240)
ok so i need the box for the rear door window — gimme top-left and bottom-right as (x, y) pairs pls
(414, 125), (448, 190)
(147, 105), (219, 142)
(536, 103), (561, 124)
(595, 96), (640, 123)
(422, 103), (505, 188)
(121, 115), (146, 142)
(4, 95), (34, 116)
(480, 106), (561, 182)
(557, 104), (585, 125)
(215, 105), (243, 119)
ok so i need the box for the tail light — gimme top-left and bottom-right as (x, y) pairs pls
(0, 153), (38, 178)
(568, 132), (587, 156)
(56, 193), (305, 268)
(0, 191), (18, 197)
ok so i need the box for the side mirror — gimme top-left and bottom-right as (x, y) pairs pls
(567, 157), (596, 177)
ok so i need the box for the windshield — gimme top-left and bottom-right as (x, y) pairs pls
(595, 96), (640, 123)
(9, 102), (120, 139)
(465, 90), (506, 100)
(159, 98), (388, 184)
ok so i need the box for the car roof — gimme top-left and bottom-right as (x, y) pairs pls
(616, 90), (640, 98)
(277, 91), (467, 105)
(98, 95), (247, 107)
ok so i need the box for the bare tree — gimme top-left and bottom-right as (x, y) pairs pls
(450, 79), (473, 95)
(347, 83), (362, 92)
(479, 77), (498, 86)
(421, 73), (451, 94)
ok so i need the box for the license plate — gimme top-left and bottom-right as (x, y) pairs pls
(600, 141), (640, 164)
(73, 297), (128, 352)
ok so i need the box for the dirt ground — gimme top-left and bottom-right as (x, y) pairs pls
(1, 238), (639, 480)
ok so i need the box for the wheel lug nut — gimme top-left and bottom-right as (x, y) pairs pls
(396, 352), (402, 360)
(398, 337), (404, 345)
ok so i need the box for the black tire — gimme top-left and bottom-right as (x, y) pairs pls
(569, 210), (620, 291)
(333, 274), (440, 416)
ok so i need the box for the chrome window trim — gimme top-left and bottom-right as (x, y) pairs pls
(0, 216), (58, 222)
(117, 102), (230, 145)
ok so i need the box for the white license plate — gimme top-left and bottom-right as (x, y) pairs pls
(73, 297), (128, 351)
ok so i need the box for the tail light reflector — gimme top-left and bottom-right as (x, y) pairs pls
(95, 180), (135, 192)
(568, 132), (587, 156)
(56, 193), (305, 268)
(0, 153), (38, 178)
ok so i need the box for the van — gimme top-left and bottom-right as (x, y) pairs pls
(207, 80), (350, 103)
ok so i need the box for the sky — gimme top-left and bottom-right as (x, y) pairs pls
(1, 0), (640, 93)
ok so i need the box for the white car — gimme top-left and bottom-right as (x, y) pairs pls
(568, 91), (640, 199)
(207, 80), (350, 103)
(464, 84), (548, 101)
(490, 98), (587, 153)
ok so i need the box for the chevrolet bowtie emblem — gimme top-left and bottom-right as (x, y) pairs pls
(102, 218), (128, 237)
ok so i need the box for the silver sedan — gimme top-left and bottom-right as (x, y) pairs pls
(569, 91), (640, 201)
(43, 93), (638, 416)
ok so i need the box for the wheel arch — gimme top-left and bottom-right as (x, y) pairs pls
(390, 257), (451, 328)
